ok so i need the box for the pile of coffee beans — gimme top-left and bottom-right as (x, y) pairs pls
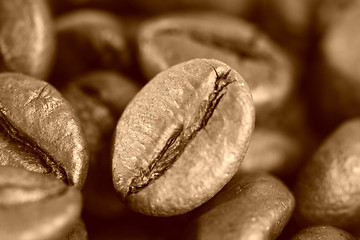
(1, 0), (360, 239)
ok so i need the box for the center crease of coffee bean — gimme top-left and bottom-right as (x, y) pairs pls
(126, 67), (234, 197)
(0, 109), (70, 185)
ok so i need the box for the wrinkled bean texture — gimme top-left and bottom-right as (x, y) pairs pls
(112, 59), (255, 216)
(2, 0), (360, 239)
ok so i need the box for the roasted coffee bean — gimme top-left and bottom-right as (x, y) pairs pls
(312, 3), (360, 131)
(0, 0), (55, 80)
(61, 71), (140, 218)
(0, 72), (88, 188)
(112, 58), (255, 216)
(239, 127), (303, 178)
(137, 12), (296, 127)
(183, 172), (295, 240)
(294, 118), (360, 232)
(0, 166), (82, 240)
(291, 226), (356, 240)
(51, 9), (131, 87)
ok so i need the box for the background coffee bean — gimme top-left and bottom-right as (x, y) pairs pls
(0, 166), (83, 240)
(0, 73), (88, 188)
(61, 70), (140, 218)
(310, 3), (360, 133)
(0, 0), (55, 80)
(290, 226), (356, 240)
(183, 172), (295, 240)
(294, 118), (360, 233)
(50, 9), (132, 87)
(112, 58), (255, 216)
(64, 220), (88, 240)
(316, 0), (356, 34)
(239, 128), (303, 179)
(257, 0), (317, 55)
(137, 12), (298, 128)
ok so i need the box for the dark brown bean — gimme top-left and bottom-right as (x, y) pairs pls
(112, 58), (255, 216)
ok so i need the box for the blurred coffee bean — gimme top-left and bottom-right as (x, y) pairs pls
(257, 0), (317, 54)
(0, 166), (82, 240)
(183, 172), (295, 240)
(291, 226), (356, 240)
(64, 220), (88, 240)
(0, 73), (88, 188)
(137, 12), (297, 127)
(112, 59), (255, 216)
(50, 9), (131, 87)
(316, 0), (356, 34)
(294, 118), (360, 232)
(126, 0), (257, 16)
(0, 0), (56, 80)
(312, 3), (360, 132)
(239, 128), (303, 179)
(61, 71), (141, 218)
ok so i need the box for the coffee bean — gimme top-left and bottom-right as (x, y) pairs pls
(0, 73), (88, 188)
(61, 71), (140, 218)
(0, 0), (55, 80)
(257, 0), (316, 54)
(239, 127), (303, 178)
(0, 166), (82, 240)
(51, 9), (131, 87)
(137, 12), (296, 126)
(291, 226), (356, 240)
(294, 118), (360, 231)
(112, 58), (255, 216)
(64, 220), (88, 240)
(312, 3), (360, 131)
(316, 0), (356, 33)
(183, 172), (295, 240)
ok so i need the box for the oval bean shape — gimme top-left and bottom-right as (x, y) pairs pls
(291, 226), (355, 240)
(0, 166), (82, 240)
(62, 71), (140, 218)
(183, 172), (295, 240)
(0, 73), (88, 188)
(314, 3), (360, 130)
(0, 0), (55, 80)
(137, 12), (295, 125)
(294, 118), (360, 231)
(52, 9), (130, 86)
(239, 127), (302, 178)
(112, 59), (255, 216)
